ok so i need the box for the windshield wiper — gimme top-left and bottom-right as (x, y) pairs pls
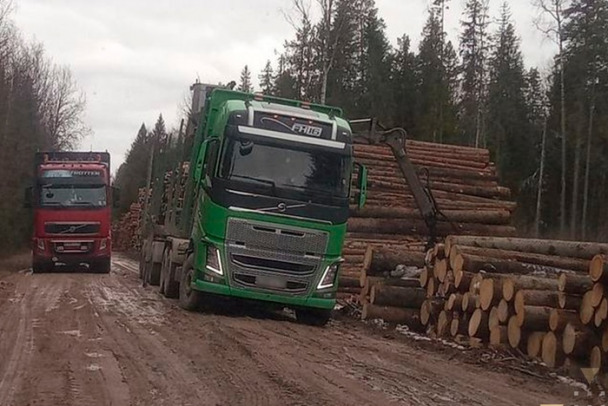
(232, 175), (277, 191)
(70, 201), (97, 206)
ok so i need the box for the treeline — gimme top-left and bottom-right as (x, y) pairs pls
(0, 1), (88, 254)
(233, 0), (608, 241)
(114, 115), (184, 215)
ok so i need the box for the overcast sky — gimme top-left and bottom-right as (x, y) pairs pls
(13, 0), (555, 171)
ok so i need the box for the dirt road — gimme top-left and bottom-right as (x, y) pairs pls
(0, 254), (583, 406)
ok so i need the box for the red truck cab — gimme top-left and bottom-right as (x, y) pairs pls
(27, 152), (115, 273)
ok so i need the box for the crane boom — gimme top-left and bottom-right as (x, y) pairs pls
(351, 118), (443, 249)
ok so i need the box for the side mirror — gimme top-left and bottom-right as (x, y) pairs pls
(355, 163), (367, 209)
(23, 187), (33, 209)
(112, 187), (120, 208)
(202, 139), (219, 189)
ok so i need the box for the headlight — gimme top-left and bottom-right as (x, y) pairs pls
(317, 263), (339, 290)
(205, 245), (223, 276)
(37, 239), (45, 252)
(99, 238), (107, 251)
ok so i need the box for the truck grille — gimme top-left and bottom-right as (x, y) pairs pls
(225, 218), (327, 295)
(45, 222), (100, 235)
(226, 218), (328, 255)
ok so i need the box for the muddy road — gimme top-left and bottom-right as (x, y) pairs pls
(0, 254), (581, 406)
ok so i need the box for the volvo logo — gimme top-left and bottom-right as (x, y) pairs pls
(257, 202), (307, 213)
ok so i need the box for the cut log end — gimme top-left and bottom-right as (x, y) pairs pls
(541, 332), (564, 368)
(507, 316), (521, 348)
(526, 332), (545, 358)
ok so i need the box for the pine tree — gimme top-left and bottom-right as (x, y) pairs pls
(258, 60), (274, 95)
(486, 3), (533, 190)
(391, 35), (417, 128)
(238, 65), (253, 93)
(415, 9), (459, 142)
(459, 0), (490, 147)
(114, 124), (150, 213)
(274, 55), (298, 99)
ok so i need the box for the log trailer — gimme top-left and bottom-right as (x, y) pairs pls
(25, 152), (117, 273)
(139, 83), (366, 325)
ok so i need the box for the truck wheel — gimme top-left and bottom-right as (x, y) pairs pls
(148, 263), (161, 286)
(32, 260), (49, 274)
(161, 249), (179, 299)
(178, 255), (204, 311)
(295, 308), (332, 327)
(97, 258), (111, 274)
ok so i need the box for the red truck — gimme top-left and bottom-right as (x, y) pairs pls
(25, 152), (117, 273)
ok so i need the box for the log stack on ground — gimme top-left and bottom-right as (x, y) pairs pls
(343, 140), (516, 298)
(417, 235), (608, 374)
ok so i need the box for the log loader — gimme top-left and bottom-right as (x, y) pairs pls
(350, 118), (446, 250)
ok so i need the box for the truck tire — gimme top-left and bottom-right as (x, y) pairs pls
(178, 255), (204, 311)
(32, 260), (50, 274)
(96, 258), (111, 274)
(161, 248), (179, 299)
(148, 263), (161, 286)
(295, 308), (332, 327)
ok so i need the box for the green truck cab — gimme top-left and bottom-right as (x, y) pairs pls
(140, 83), (366, 326)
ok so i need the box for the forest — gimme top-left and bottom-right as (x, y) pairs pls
(117, 0), (608, 242)
(0, 0), (88, 254)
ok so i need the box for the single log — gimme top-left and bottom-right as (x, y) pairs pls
(455, 271), (474, 291)
(451, 314), (471, 337)
(563, 322), (595, 357)
(595, 298), (608, 328)
(364, 276), (422, 290)
(362, 247), (426, 275)
(557, 273), (594, 294)
(508, 316), (523, 348)
(516, 306), (552, 330)
(435, 259), (448, 283)
(451, 245), (590, 273)
(526, 332), (546, 358)
(591, 283), (604, 308)
(502, 275), (559, 302)
(541, 332), (565, 368)
(440, 272), (456, 296)
(549, 309), (579, 332)
(469, 309), (490, 339)
(447, 294), (464, 311)
(490, 325), (509, 347)
(453, 253), (568, 277)
(437, 311), (452, 337)
(590, 254), (608, 284)
(462, 293), (479, 314)
(469, 274), (483, 295)
(370, 285), (427, 308)
(489, 307), (500, 330)
(590, 346), (606, 370)
(479, 277), (504, 311)
(362, 304), (424, 329)
(335, 287), (362, 294)
(497, 299), (513, 323)
(419, 267), (429, 288)
(557, 292), (584, 311)
(426, 277), (436, 298)
(338, 277), (361, 289)
(580, 291), (595, 325)
(420, 299), (444, 326)
(350, 206), (511, 225)
(347, 218), (517, 238)
(514, 290), (560, 314)
(444, 236), (608, 260)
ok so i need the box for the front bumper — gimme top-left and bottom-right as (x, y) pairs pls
(193, 279), (336, 310)
(33, 237), (110, 264)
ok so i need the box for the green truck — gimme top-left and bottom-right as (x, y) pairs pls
(139, 82), (367, 326)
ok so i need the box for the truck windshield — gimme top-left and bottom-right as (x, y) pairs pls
(39, 185), (107, 207)
(219, 137), (351, 198)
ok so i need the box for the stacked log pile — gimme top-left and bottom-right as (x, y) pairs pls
(414, 236), (608, 377)
(112, 188), (148, 251)
(341, 140), (516, 296)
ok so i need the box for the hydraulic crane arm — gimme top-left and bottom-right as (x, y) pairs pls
(351, 118), (443, 250)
